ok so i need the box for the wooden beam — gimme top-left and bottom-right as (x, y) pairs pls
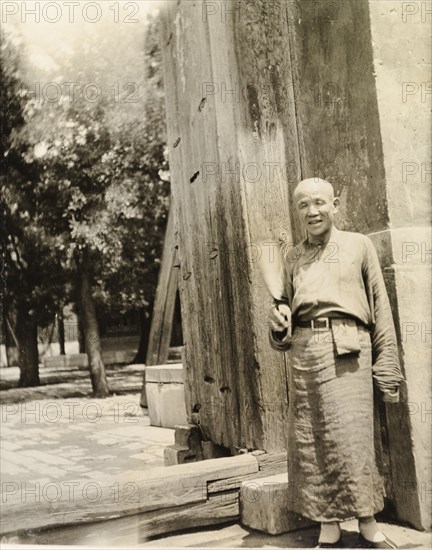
(207, 451), (287, 494)
(0, 454), (258, 535)
(145, 205), (179, 367)
(140, 204), (180, 407)
(138, 492), (239, 540)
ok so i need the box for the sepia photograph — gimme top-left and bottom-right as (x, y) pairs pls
(0, 1), (431, 549)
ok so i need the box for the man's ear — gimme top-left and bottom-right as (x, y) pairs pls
(333, 197), (340, 213)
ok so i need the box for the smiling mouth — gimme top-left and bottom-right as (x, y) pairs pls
(308, 220), (322, 225)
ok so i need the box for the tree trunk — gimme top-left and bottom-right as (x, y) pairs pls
(16, 305), (40, 387)
(58, 308), (66, 355)
(79, 256), (109, 397)
(2, 314), (11, 367)
(5, 314), (19, 367)
(132, 308), (152, 364)
(76, 311), (86, 353)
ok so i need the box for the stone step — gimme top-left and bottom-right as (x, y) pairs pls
(240, 473), (315, 535)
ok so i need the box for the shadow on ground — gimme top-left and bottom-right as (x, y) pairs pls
(0, 363), (145, 403)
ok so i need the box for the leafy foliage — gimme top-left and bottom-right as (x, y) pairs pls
(8, 13), (169, 318)
(1, 28), (69, 331)
(2, 12), (169, 387)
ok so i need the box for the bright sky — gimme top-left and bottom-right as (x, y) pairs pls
(3, 1), (163, 72)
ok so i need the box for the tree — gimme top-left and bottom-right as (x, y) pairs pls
(11, 13), (169, 395)
(1, 28), (69, 386)
(96, 15), (170, 362)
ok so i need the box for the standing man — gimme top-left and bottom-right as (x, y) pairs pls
(269, 178), (404, 548)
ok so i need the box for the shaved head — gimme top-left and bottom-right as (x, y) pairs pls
(293, 178), (339, 243)
(294, 178), (335, 200)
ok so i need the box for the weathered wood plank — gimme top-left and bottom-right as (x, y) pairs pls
(160, 1), (203, 429)
(145, 205), (179, 367)
(256, 451), (287, 470)
(208, 452), (287, 494)
(161, 0), (246, 448)
(287, 0), (389, 233)
(0, 454), (257, 535)
(138, 492), (239, 539)
(161, 0), (296, 453)
(140, 205), (179, 407)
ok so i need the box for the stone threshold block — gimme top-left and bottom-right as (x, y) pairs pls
(165, 425), (234, 465)
(145, 364), (188, 428)
(240, 473), (315, 535)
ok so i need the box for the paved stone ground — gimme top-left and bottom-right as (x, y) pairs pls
(0, 363), (174, 542)
(141, 520), (432, 549)
(0, 362), (145, 398)
(1, 392), (173, 484)
(1, 365), (430, 548)
(4, 514), (431, 548)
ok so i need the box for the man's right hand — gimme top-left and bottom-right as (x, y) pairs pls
(268, 303), (292, 334)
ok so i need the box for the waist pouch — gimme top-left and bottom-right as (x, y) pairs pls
(331, 318), (361, 356)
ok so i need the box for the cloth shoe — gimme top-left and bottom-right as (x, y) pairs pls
(317, 522), (342, 547)
(358, 518), (397, 549)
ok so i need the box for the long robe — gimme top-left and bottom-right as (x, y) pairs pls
(269, 227), (404, 521)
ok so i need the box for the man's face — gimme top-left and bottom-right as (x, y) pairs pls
(295, 188), (339, 241)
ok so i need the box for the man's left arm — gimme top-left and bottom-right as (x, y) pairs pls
(363, 238), (405, 403)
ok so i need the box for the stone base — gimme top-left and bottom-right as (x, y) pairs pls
(240, 473), (315, 535)
(164, 425), (233, 465)
(164, 444), (200, 465)
(145, 365), (188, 428)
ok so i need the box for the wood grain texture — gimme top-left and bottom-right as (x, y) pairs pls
(207, 451), (287, 494)
(140, 205), (179, 407)
(160, 0), (300, 453)
(286, 0), (389, 234)
(145, 205), (179, 367)
(138, 492), (239, 539)
(0, 454), (257, 535)
(160, 3), (418, 523)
